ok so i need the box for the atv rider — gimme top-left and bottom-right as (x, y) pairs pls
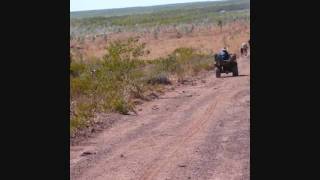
(218, 47), (230, 61)
(217, 47), (230, 72)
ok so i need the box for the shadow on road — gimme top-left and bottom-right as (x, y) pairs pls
(218, 74), (249, 78)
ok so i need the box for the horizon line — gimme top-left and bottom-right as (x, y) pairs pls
(70, 0), (225, 13)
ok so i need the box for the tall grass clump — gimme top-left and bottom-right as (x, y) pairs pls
(70, 38), (214, 135)
(147, 48), (214, 83)
(70, 37), (147, 134)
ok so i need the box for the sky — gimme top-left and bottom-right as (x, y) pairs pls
(70, 0), (221, 12)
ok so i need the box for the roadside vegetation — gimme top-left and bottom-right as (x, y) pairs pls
(70, 37), (214, 134)
(70, 0), (250, 135)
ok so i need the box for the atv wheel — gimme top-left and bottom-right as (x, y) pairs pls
(232, 64), (239, 76)
(215, 67), (221, 78)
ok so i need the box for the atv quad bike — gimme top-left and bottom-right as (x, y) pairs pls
(214, 53), (239, 78)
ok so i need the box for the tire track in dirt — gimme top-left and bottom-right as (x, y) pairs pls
(70, 83), (209, 179)
(147, 74), (249, 180)
(140, 95), (221, 180)
(139, 57), (249, 180)
(70, 56), (250, 180)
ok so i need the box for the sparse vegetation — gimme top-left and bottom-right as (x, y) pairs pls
(71, 2), (250, 177)
(70, 38), (213, 135)
(70, 0), (250, 135)
(71, 0), (249, 19)
(70, 0), (249, 38)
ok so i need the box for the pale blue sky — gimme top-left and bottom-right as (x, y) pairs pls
(70, 0), (221, 12)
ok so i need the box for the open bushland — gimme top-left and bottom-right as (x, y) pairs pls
(70, 20), (250, 136)
(70, 0), (249, 36)
(71, 20), (249, 61)
(71, 38), (215, 135)
(70, 49), (250, 180)
(70, 0), (249, 136)
(70, 1), (250, 179)
(70, 0), (249, 61)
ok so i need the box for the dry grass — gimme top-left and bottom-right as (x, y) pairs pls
(70, 39), (214, 135)
(70, 21), (250, 62)
(70, 20), (249, 135)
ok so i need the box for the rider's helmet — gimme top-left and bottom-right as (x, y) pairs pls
(222, 47), (227, 52)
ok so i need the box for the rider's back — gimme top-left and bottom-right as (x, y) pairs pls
(219, 50), (229, 60)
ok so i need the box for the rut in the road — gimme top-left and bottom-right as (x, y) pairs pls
(140, 95), (221, 180)
(70, 57), (250, 180)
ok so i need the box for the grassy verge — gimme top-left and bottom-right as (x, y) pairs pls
(70, 37), (214, 135)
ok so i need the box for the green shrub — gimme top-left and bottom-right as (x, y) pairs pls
(70, 39), (214, 135)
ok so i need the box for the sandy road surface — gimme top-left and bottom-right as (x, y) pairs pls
(70, 56), (250, 180)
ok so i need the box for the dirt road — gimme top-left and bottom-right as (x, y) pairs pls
(70, 56), (250, 180)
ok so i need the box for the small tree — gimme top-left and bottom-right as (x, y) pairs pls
(218, 20), (223, 32)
